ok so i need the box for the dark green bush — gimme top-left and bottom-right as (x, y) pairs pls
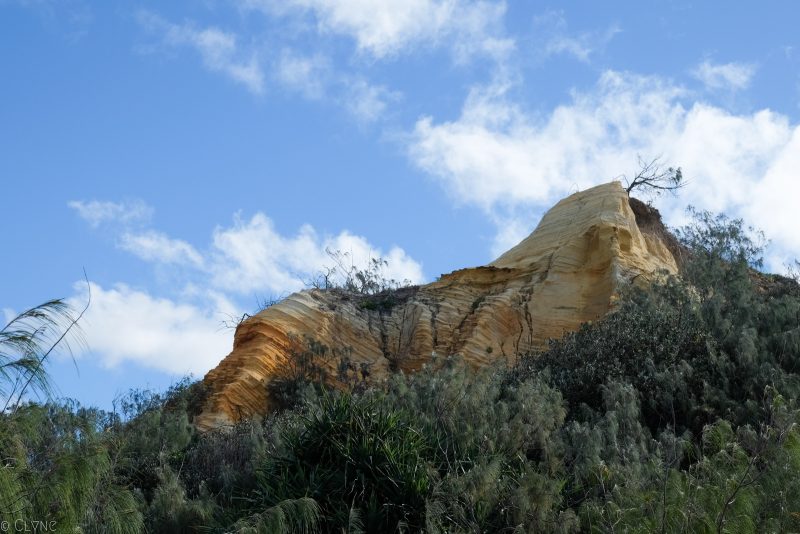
(519, 278), (715, 435)
(382, 360), (575, 533)
(0, 402), (143, 533)
(254, 391), (432, 532)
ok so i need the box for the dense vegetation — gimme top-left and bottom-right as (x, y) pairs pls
(2, 209), (800, 532)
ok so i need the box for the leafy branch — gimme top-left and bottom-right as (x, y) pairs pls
(1, 275), (90, 412)
(625, 156), (685, 196)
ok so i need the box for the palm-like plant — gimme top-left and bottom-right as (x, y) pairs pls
(1, 286), (88, 412)
(0, 286), (98, 526)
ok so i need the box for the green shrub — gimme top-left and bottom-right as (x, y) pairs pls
(0, 403), (143, 533)
(520, 279), (714, 435)
(383, 360), (575, 533)
(254, 391), (432, 532)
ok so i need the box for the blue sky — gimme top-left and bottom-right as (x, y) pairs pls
(2, 0), (799, 408)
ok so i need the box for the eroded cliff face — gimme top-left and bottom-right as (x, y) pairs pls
(196, 181), (678, 430)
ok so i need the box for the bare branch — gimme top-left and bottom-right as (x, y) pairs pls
(624, 156), (686, 197)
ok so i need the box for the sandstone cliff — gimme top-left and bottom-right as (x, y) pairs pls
(196, 181), (678, 430)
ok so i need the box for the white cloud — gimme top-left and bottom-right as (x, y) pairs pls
(692, 60), (756, 91)
(137, 11), (264, 94)
(544, 36), (592, 63)
(342, 77), (400, 123)
(408, 70), (800, 269)
(72, 199), (426, 296)
(274, 48), (400, 121)
(534, 10), (620, 63)
(410, 72), (686, 210)
(210, 215), (323, 294)
(69, 199), (425, 376)
(210, 212), (424, 294)
(136, 8), (417, 121)
(119, 231), (204, 268)
(276, 49), (330, 99)
(744, 127), (800, 256)
(488, 213), (539, 258)
(69, 282), (232, 375)
(68, 199), (153, 228)
(242, 0), (512, 61)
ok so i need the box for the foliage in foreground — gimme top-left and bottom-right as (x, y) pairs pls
(2, 208), (800, 532)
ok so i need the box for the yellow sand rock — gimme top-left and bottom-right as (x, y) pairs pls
(196, 181), (677, 430)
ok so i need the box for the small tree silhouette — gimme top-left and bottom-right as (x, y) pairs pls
(625, 156), (685, 196)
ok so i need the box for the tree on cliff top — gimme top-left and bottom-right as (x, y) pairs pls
(624, 156), (685, 196)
